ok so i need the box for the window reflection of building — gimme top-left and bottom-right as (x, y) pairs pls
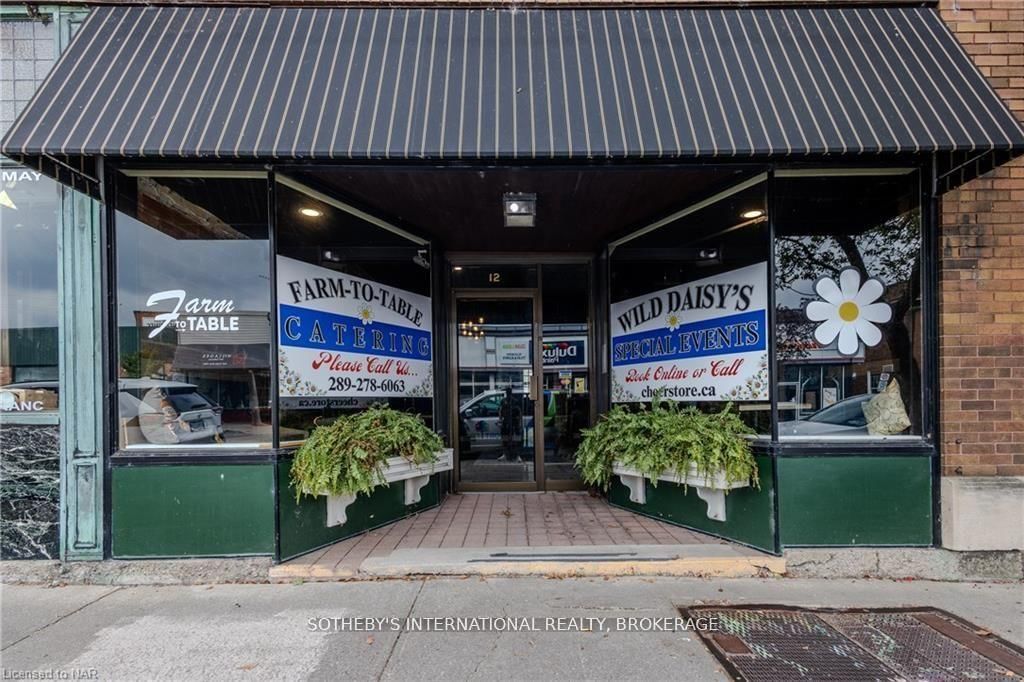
(774, 172), (922, 439)
(115, 174), (272, 449)
(0, 165), (60, 413)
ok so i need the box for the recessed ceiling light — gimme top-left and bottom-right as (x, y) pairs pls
(741, 209), (764, 219)
(299, 207), (322, 217)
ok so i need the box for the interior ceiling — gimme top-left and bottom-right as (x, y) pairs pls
(288, 166), (754, 252)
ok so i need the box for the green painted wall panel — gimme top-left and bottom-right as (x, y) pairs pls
(778, 456), (932, 546)
(277, 457), (441, 561)
(112, 465), (275, 557)
(607, 455), (776, 553)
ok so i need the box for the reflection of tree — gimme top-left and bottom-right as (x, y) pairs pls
(119, 327), (175, 379)
(776, 212), (921, 429)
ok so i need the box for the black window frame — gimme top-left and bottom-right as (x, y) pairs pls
(105, 166), (277, 461)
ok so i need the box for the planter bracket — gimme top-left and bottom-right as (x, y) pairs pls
(325, 493), (357, 527)
(619, 474), (647, 505)
(695, 487), (727, 522)
(404, 475), (431, 505)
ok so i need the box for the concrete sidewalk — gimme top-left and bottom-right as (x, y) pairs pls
(2, 578), (1020, 680)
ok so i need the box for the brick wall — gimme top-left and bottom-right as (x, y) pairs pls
(939, 0), (1024, 476)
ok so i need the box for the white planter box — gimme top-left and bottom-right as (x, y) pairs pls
(322, 449), (453, 528)
(612, 461), (749, 523)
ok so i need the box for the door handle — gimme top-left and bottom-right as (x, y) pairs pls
(528, 373), (539, 402)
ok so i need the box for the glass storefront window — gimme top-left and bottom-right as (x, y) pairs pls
(104, 167), (927, 451)
(609, 175), (771, 434)
(541, 264), (590, 482)
(774, 171), (922, 439)
(115, 174), (272, 449)
(0, 164), (60, 415)
(275, 177), (432, 441)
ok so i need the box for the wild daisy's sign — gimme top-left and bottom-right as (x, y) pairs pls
(610, 263), (768, 403)
(276, 256), (432, 399)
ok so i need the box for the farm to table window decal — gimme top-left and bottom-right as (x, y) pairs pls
(805, 268), (892, 356)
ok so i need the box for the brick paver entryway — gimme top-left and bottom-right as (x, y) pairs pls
(279, 492), (726, 577)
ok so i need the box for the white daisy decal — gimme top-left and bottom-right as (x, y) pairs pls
(357, 305), (374, 325)
(665, 313), (682, 331)
(805, 268), (892, 356)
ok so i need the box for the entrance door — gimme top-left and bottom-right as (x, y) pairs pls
(451, 261), (594, 491)
(453, 293), (542, 490)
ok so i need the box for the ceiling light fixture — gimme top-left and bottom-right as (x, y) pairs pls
(740, 209), (764, 220)
(299, 207), (323, 217)
(503, 192), (537, 227)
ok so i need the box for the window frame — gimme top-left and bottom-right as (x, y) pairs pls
(771, 165), (927, 446)
(602, 162), (935, 453)
(107, 167), (275, 456)
(0, 160), (63, 426)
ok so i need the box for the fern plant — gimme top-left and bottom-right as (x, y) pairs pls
(576, 398), (758, 492)
(290, 405), (444, 500)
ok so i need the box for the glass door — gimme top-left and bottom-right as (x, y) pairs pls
(540, 265), (590, 489)
(453, 294), (541, 490)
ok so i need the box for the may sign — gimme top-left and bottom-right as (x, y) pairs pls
(610, 263), (768, 403)
(277, 256), (432, 398)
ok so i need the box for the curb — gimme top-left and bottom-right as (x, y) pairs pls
(783, 548), (1024, 582)
(4, 548), (1021, 585)
(272, 546), (787, 582)
(1, 558), (273, 586)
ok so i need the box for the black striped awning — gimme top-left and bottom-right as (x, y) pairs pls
(3, 5), (1023, 192)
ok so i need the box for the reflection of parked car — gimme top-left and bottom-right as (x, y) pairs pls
(458, 389), (557, 450)
(778, 394), (872, 436)
(119, 379), (224, 445)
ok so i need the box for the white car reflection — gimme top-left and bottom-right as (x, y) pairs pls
(778, 394), (872, 437)
(119, 379), (224, 445)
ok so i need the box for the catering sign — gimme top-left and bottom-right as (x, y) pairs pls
(610, 263), (768, 403)
(277, 256), (432, 398)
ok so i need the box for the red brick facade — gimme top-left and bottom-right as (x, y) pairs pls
(939, 0), (1024, 476)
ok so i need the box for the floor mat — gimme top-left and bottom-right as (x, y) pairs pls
(680, 605), (1024, 681)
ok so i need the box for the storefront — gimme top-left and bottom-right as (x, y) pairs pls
(2, 4), (1022, 561)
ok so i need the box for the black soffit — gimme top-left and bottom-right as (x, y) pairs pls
(3, 5), (1023, 196)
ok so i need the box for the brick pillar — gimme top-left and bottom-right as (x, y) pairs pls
(939, 0), (1024, 478)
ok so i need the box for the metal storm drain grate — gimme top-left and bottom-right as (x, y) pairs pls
(680, 605), (1024, 681)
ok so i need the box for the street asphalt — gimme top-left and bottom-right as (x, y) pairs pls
(1, 577), (1021, 680)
